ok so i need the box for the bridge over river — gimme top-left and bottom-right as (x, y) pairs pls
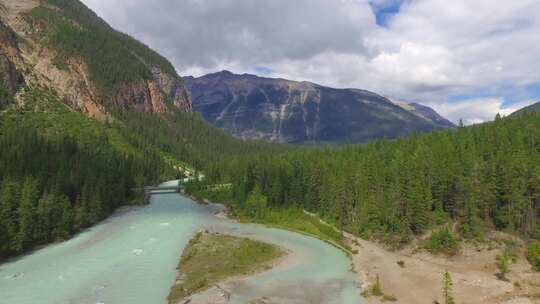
(144, 185), (183, 192)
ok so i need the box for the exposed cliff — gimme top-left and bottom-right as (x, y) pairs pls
(186, 71), (453, 144)
(0, 0), (191, 118)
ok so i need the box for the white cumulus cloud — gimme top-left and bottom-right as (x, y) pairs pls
(80, 0), (540, 124)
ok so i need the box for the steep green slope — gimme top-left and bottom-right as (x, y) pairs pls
(24, 0), (283, 169)
(189, 112), (540, 246)
(0, 0), (286, 260)
(0, 88), (168, 259)
(510, 101), (540, 117)
(29, 0), (177, 96)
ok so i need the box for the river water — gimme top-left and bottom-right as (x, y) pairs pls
(0, 181), (363, 304)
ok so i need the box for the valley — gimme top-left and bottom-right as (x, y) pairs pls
(0, 0), (539, 303)
(0, 184), (363, 304)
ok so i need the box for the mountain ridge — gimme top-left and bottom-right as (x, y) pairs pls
(0, 0), (191, 119)
(510, 101), (540, 117)
(186, 70), (454, 144)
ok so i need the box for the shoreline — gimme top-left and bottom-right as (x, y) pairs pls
(168, 231), (289, 304)
(0, 203), (145, 266)
(201, 196), (540, 303)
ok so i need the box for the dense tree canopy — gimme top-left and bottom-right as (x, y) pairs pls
(0, 85), (285, 259)
(191, 113), (540, 246)
(0, 88), (169, 259)
(0, 121), (166, 258)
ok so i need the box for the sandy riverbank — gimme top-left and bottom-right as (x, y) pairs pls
(205, 203), (540, 303)
(348, 234), (540, 304)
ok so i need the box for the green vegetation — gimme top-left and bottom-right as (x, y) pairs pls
(0, 88), (168, 259)
(371, 275), (383, 296)
(167, 232), (284, 303)
(527, 241), (540, 271)
(111, 107), (285, 171)
(188, 113), (540, 247)
(361, 274), (397, 301)
(443, 271), (456, 304)
(423, 228), (459, 255)
(2, 88), (142, 154)
(237, 208), (352, 253)
(510, 101), (540, 117)
(28, 0), (178, 96)
(0, 86), (13, 110)
(186, 181), (351, 252)
(496, 244), (518, 280)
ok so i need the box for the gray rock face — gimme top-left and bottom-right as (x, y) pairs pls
(408, 103), (455, 128)
(186, 71), (454, 144)
(0, 0), (192, 117)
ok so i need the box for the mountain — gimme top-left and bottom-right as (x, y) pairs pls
(0, 0), (277, 167)
(509, 101), (540, 117)
(0, 0), (190, 118)
(185, 71), (454, 144)
(0, 0), (279, 258)
(391, 100), (455, 128)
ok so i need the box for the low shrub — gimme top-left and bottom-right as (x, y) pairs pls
(527, 241), (540, 271)
(423, 228), (459, 255)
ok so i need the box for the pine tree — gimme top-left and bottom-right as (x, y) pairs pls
(54, 194), (73, 239)
(245, 185), (268, 218)
(0, 178), (19, 252)
(35, 192), (54, 243)
(15, 177), (39, 252)
(371, 274), (383, 296)
(496, 251), (510, 281)
(443, 270), (455, 304)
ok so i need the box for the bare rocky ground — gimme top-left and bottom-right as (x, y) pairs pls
(349, 234), (540, 304)
(1, 0), (39, 16)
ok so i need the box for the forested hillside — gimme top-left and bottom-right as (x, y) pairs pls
(189, 113), (540, 246)
(0, 89), (168, 259)
(0, 83), (282, 260)
(0, 0), (286, 259)
(22, 0), (191, 113)
(510, 101), (540, 117)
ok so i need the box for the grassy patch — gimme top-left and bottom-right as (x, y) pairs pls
(1, 88), (136, 153)
(168, 232), (284, 303)
(185, 184), (352, 253)
(236, 208), (352, 254)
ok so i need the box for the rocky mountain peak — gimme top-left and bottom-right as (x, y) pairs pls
(186, 71), (454, 144)
(0, 0), (192, 118)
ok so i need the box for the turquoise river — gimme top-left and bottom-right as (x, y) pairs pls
(0, 181), (363, 304)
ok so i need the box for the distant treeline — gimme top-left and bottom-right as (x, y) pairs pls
(191, 114), (540, 245)
(111, 106), (291, 172)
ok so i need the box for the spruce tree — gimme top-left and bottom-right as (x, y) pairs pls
(15, 177), (39, 252)
(443, 271), (455, 304)
(0, 178), (19, 252)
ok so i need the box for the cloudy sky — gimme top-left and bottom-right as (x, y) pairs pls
(81, 0), (540, 124)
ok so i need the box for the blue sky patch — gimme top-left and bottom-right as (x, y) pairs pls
(369, 0), (405, 27)
(253, 66), (274, 76)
